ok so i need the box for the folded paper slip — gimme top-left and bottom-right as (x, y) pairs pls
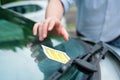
(41, 45), (70, 64)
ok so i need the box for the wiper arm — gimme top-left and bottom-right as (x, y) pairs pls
(74, 42), (108, 74)
(47, 42), (108, 80)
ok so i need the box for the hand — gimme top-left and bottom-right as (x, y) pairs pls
(33, 17), (69, 41)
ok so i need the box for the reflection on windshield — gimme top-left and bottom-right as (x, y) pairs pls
(0, 7), (35, 50)
(0, 7), (45, 80)
(0, 19), (33, 50)
(0, 19), (24, 42)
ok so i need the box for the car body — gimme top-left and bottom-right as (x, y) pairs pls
(0, 7), (120, 80)
(1, 1), (66, 27)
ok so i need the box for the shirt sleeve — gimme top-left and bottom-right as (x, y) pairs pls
(61, 0), (74, 14)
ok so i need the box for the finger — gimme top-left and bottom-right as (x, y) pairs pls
(60, 27), (69, 41)
(38, 23), (43, 41)
(48, 20), (55, 31)
(33, 23), (40, 35)
(62, 29), (69, 41)
(41, 20), (49, 40)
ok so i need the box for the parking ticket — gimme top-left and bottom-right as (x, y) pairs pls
(41, 45), (70, 64)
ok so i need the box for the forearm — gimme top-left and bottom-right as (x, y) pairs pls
(45, 0), (64, 20)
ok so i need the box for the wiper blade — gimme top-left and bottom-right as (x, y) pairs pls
(47, 42), (108, 80)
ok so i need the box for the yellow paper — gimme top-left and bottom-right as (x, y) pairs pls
(42, 45), (70, 64)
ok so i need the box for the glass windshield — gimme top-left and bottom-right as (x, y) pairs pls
(0, 7), (102, 80)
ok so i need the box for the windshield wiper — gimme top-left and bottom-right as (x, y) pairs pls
(47, 42), (108, 80)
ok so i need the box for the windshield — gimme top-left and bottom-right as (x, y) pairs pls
(0, 7), (99, 80)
